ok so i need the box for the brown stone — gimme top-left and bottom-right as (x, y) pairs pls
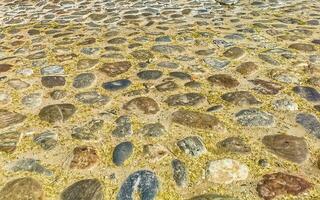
(100, 61), (131, 77)
(0, 177), (44, 200)
(172, 110), (224, 130)
(208, 74), (239, 88)
(236, 62), (258, 75)
(39, 104), (76, 123)
(262, 134), (308, 163)
(70, 146), (99, 169)
(257, 172), (312, 200)
(123, 97), (159, 114)
(0, 109), (26, 129)
(61, 179), (103, 200)
(0, 64), (12, 72)
(223, 47), (245, 59)
(0, 131), (21, 153)
(288, 43), (316, 52)
(221, 91), (260, 106)
(249, 79), (282, 95)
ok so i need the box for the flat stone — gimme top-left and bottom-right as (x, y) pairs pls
(10, 158), (52, 176)
(208, 74), (239, 88)
(171, 159), (188, 187)
(72, 119), (104, 140)
(140, 123), (166, 137)
(289, 43), (316, 51)
(217, 0), (239, 5)
(21, 93), (42, 108)
(137, 70), (163, 80)
(257, 172), (312, 200)
(262, 134), (308, 163)
(50, 90), (67, 100)
(293, 86), (320, 102)
(157, 61), (179, 69)
(156, 81), (178, 92)
(206, 159), (249, 184)
(151, 45), (185, 54)
(0, 109), (26, 129)
(123, 97), (160, 114)
(143, 144), (169, 163)
(165, 93), (205, 106)
(0, 177), (44, 200)
(75, 91), (110, 105)
(177, 136), (206, 157)
(217, 137), (251, 153)
(236, 62), (258, 75)
(61, 179), (103, 200)
(131, 49), (154, 60)
(7, 79), (30, 90)
(204, 58), (230, 69)
(39, 104), (76, 123)
(296, 113), (320, 139)
(41, 76), (66, 88)
(185, 81), (201, 88)
(249, 79), (282, 95)
(77, 59), (99, 70)
(0, 131), (21, 153)
(189, 194), (238, 200)
(113, 141), (133, 166)
(70, 146), (99, 169)
(112, 116), (132, 137)
(41, 65), (64, 75)
(33, 131), (57, 150)
(102, 79), (131, 91)
(72, 73), (96, 89)
(169, 72), (191, 80)
(100, 61), (131, 77)
(235, 108), (274, 127)
(172, 110), (224, 130)
(223, 47), (245, 59)
(117, 170), (159, 200)
(272, 98), (298, 111)
(0, 64), (12, 73)
(221, 91), (260, 106)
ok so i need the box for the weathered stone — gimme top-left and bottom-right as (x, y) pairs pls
(70, 146), (99, 169)
(221, 91), (260, 106)
(140, 123), (166, 137)
(151, 45), (184, 54)
(131, 50), (154, 60)
(0, 109), (26, 129)
(123, 97), (159, 114)
(257, 172), (312, 200)
(289, 43), (316, 51)
(21, 93), (42, 108)
(208, 74), (239, 88)
(100, 61), (131, 77)
(172, 110), (224, 130)
(296, 113), (320, 139)
(223, 47), (245, 59)
(172, 159), (188, 187)
(113, 141), (133, 166)
(165, 93), (205, 106)
(189, 194), (238, 200)
(50, 90), (67, 100)
(235, 108), (274, 127)
(72, 119), (104, 140)
(39, 104), (76, 123)
(0, 64), (12, 73)
(236, 62), (258, 75)
(41, 76), (66, 88)
(293, 86), (320, 102)
(112, 116), (132, 137)
(72, 73), (96, 89)
(272, 98), (298, 111)
(33, 131), (57, 150)
(7, 79), (30, 90)
(177, 136), (206, 157)
(156, 81), (178, 92)
(75, 91), (110, 105)
(77, 59), (99, 70)
(217, 137), (251, 153)
(0, 131), (21, 153)
(143, 144), (169, 162)
(137, 70), (162, 80)
(249, 79), (282, 95)
(10, 158), (52, 176)
(61, 179), (103, 200)
(0, 177), (44, 200)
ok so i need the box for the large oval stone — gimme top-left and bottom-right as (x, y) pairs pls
(123, 97), (159, 114)
(39, 104), (76, 123)
(61, 179), (103, 200)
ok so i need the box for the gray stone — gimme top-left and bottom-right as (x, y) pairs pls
(75, 91), (110, 105)
(235, 108), (274, 127)
(113, 141), (133, 166)
(296, 113), (320, 139)
(10, 158), (53, 176)
(72, 73), (96, 89)
(33, 131), (57, 150)
(171, 159), (188, 187)
(140, 123), (166, 137)
(177, 136), (206, 157)
(39, 104), (76, 123)
(165, 93), (205, 106)
(61, 179), (103, 200)
(112, 116), (132, 137)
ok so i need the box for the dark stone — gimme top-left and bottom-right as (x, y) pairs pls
(100, 61), (131, 77)
(235, 108), (274, 127)
(177, 136), (206, 157)
(208, 74), (239, 88)
(171, 159), (188, 187)
(113, 141), (133, 166)
(137, 70), (163, 80)
(123, 97), (159, 114)
(165, 93), (205, 106)
(249, 79), (282, 95)
(41, 76), (66, 88)
(221, 91), (260, 106)
(296, 113), (320, 139)
(293, 86), (320, 102)
(217, 137), (251, 153)
(102, 79), (132, 91)
(39, 104), (76, 123)
(61, 179), (103, 200)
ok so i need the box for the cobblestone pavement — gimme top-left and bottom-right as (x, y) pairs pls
(0, 0), (320, 199)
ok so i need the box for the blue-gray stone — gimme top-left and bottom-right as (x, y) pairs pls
(41, 65), (64, 75)
(204, 58), (230, 69)
(293, 86), (320, 102)
(137, 70), (162, 80)
(117, 170), (159, 200)
(235, 108), (274, 127)
(171, 159), (188, 187)
(11, 158), (53, 176)
(102, 79), (131, 91)
(113, 141), (133, 166)
(155, 36), (171, 42)
(296, 113), (320, 139)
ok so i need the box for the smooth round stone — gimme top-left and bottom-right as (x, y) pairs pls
(157, 61), (179, 68)
(0, 177), (44, 200)
(171, 159), (188, 187)
(50, 90), (67, 100)
(21, 93), (42, 108)
(41, 76), (66, 88)
(108, 37), (127, 44)
(140, 123), (166, 137)
(102, 79), (131, 91)
(117, 170), (159, 200)
(235, 108), (274, 127)
(272, 98), (298, 111)
(33, 131), (57, 150)
(0, 92), (10, 104)
(217, 137), (251, 153)
(72, 73), (96, 89)
(257, 172), (311, 200)
(169, 71), (191, 80)
(7, 79), (30, 90)
(112, 141), (133, 166)
(293, 86), (320, 102)
(40, 65), (64, 75)
(123, 97), (159, 114)
(288, 43), (316, 51)
(262, 134), (308, 163)
(137, 70), (162, 80)
(177, 136), (206, 157)
(61, 179), (103, 200)
(130, 49), (154, 60)
(156, 81), (178, 92)
(195, 49), (215, 56)
(236, 62), (258, 75)
(39, 104), (76, 123)
(223, 47), (245, 59)
(70, 146), (99, 169)
(165, 93), (205, 106)
(75, 91), (110, 105)
(206, 159), (249, 184)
